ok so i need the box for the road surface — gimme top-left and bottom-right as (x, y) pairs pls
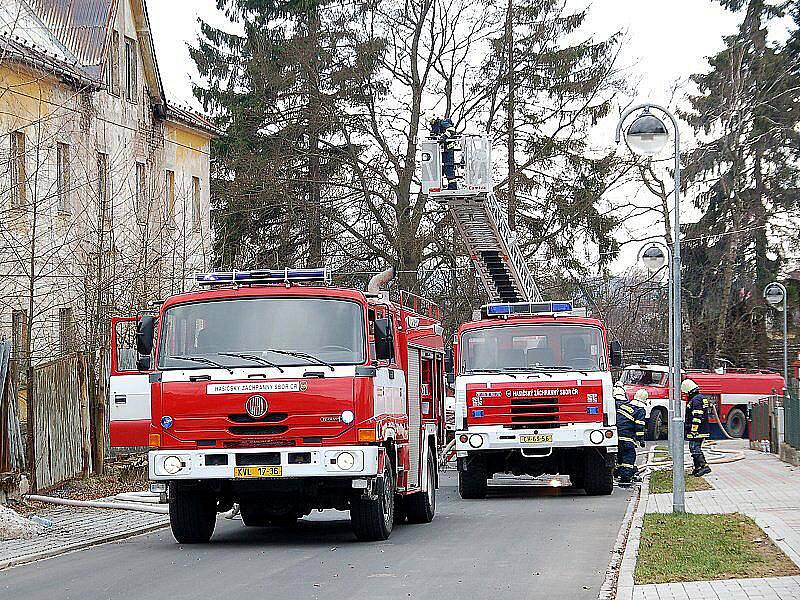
(1, 472), (633, 600)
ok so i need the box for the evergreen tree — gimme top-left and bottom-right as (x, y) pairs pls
(680, 0), (800, 367)
(474, 0), (624, 275)
(190, 0), (372, 268)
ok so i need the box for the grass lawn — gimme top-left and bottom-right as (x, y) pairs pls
(635, 513), (800, 584)
(649, 469), (713, 494)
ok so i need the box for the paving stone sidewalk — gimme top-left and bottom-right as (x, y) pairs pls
(0, 504), (168, 570)
(626, 440), (800, 600)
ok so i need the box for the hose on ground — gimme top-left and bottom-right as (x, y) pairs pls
(24, 494), (169, 514)
(634, 440), (745, 476)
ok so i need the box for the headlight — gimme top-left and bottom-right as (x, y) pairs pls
(341, 410), (355, 424)
(335, 451), (355, 470)
(468, 434), (484, 448)
(163, 456), (183, 474)
(589, 430), (604, 445)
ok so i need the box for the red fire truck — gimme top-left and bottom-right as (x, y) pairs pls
(620, 363), (786, 439)
(452, 301), (622, 498)
(109, 268), (446, 543)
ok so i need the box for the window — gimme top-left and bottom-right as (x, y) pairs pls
(11, 309), (28, 360)
(164, 170), (175, 226)
(106, 30), (120, 96)
(135, 162), (147, 223)
(460, 324), (606, 373)
(56, 142), (70, 214)
(59, 307), (75, 354)
(158, 298), (366, 370)
(620, 369), (668, 387)
(191, 176), (201, 232)
(10, 131), (26, 208)
(97, 152), (109, 225)
(124, 37), (137, 102)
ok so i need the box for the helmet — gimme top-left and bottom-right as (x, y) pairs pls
(633, 389), (649, 405)
(613, 384), (626, 401)
(681, 379), (699, 395)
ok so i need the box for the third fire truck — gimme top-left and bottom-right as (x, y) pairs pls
(109, 267), (446, 542)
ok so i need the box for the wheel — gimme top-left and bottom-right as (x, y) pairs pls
(168, 482), (217, 543)
(583, 450), (614, 496)
(351, 459), (395, 541)
(458, 455), (487, 499)
(646, 409), (665, 441)
(726, 407), (747, 438)
(406, 451), (436, 523)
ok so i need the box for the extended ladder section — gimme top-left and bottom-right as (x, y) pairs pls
(420, 134), (542, 303)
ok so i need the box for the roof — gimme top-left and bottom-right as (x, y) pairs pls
(166, 102), (221, 137)
(458, 315), (606, 335)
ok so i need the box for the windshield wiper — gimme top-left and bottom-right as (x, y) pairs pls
(170, 355), (234, 374)
(218, 352), (285, 373)
(466, 369), (516, 379)
(264, 348), (335, 372)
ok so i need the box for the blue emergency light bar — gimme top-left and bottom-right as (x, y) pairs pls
(195, 268), (331, 286)
(482, 300), (574, 318)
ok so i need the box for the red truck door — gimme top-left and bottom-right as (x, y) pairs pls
(109, 317), (151, 447)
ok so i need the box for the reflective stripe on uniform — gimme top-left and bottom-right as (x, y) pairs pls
(618, 463), (635, 468)
(619, 436), (635, 443)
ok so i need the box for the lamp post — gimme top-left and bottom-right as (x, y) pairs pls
(617, 104), (685, 513)
(764, 282), (789, 388)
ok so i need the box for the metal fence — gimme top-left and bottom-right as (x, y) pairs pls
(785, 387), (800, 450)
(31, 353), (93, 490)
(749, 395), (782, 453)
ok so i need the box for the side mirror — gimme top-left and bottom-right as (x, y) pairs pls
(374, 318), (395, 362)
(136, 316), (156, 367)
(445, 347), (454, 374)
(136, 355), (152, 371)
(609, 340), (623, 369)
(446, 373), (455, 386)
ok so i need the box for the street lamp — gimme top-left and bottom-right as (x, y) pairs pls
(764, 282), (789, 388)
(617, 104), (685, 513)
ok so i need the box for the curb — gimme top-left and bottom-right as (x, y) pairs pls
(598, 478), (649, 600)
(0, 520), (169, 571)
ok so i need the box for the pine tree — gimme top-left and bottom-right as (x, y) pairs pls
(191, 0), (371, 268)
(474, 0), (624, 275)
(680, 0), (800, 367)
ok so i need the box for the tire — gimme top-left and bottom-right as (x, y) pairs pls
(406, 451), (436, 523)
(458, 455), (487, 499)
(646, 409), (665, 441)
(583, 450), (614, 496)
(168, 482), (217, 543)
(351, 459), (395, 541)
(726, 407), (747, 438)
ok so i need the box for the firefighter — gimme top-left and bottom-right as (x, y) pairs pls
(682, 379), (711, 477)
(429, 117), (458, 189)
(615, 388), (647, 486)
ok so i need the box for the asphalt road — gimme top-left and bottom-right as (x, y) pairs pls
(2, 472), (633, 600)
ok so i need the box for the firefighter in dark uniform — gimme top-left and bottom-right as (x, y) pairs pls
(616, 388), (648, 486)
(682, 379), (711, 477)
(429, 117), (458, 189)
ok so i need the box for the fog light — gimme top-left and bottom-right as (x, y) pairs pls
(341, 410), (355, 424)
(336, 451), (355, 470)
(589, 430), (604, 445)
(468, 434), (484, 448)
(163, 456), (183, 474)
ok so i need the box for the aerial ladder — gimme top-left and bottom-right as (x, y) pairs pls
(420, 132), (542, 303)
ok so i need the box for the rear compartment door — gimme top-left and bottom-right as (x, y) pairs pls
(109, 317), (151, 447)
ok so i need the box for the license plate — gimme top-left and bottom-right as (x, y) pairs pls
(519, 434), (552, 444)
(233, 466), (282, 478)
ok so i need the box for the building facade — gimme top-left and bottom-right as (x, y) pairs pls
(0, 0), (215, 364)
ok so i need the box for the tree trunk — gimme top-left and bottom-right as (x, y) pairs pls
(505, 0), (517, 230)
(306, 5), (323, 266)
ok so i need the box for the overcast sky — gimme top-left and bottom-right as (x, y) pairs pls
(147, 0), (746, 271)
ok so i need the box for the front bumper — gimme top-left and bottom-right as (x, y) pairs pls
(455, 424), (617, 455)
(149, 445), (380, 480)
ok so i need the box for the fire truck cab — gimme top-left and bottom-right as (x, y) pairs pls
(109, 268), (446, 543)
(620, 363), (786, 439)
(453, 301), (621, 498)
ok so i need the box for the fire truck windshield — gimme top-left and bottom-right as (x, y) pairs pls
(157, 297), (365, 369)
(461, 324), (605, 373)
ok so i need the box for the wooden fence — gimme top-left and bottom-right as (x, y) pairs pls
(30, 353), (93, 491)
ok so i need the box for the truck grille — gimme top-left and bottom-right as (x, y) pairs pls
(228, 425), (288, 436)
(228, 413), (288, 423)
(509, 397), (559, 428)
